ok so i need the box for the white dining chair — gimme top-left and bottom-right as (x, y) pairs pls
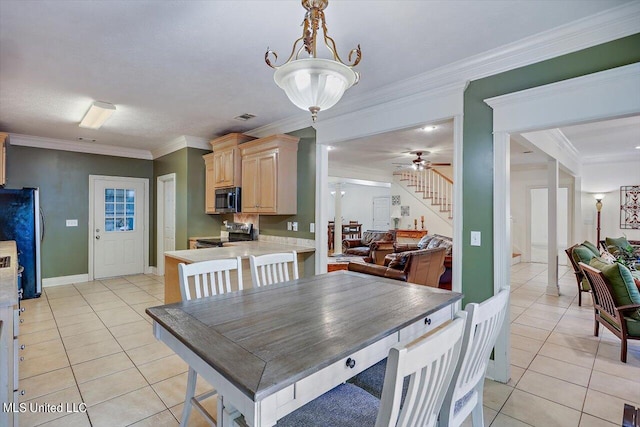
(249, 251), (298, 287)
(276, 313), (466, 427)
(178, 257), (243, 427)
(439, 288), (510, 427)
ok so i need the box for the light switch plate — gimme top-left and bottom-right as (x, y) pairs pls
(470, 231), (481, 246)
(310, 223), (315, 233)
(292, 222), (298, 232)
(66, 219), (78, 227)
(287, 222), (292, 231)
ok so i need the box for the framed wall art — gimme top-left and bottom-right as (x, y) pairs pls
(620, 185), (640, 229)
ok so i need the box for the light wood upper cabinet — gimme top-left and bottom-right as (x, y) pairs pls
(210, 133), (254, 189)
(0, 133), (7, 187)
(203, 153), (216, 214)
(240, 134), (299, 215)
(203, 133), (254, 214)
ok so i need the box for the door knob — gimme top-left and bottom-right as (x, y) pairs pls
(95, 235), (101, 240)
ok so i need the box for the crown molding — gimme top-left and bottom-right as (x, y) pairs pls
(251, 3), (640, 136)
(9, 133), (153, 160)
(151, 135), (211, 159)
(581, 152), (640, 165)
(485, 62), (640, 110)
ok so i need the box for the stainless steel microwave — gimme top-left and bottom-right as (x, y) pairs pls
(214, 187), (241, 213)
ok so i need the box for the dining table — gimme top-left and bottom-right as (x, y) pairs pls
(146, 270), (462, 427)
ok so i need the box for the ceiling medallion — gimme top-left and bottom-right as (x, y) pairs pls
(265, 0), (361, 122)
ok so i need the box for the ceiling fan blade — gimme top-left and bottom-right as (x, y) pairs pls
(428, 162), (452, 166)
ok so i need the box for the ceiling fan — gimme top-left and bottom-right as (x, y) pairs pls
(393, 151), (451, 170)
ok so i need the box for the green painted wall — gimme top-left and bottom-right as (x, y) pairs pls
(4, 144), (153, 278)
(153, 147), (221, 262)
(462, 33), (640, 305)
(259, 127), (316, 240)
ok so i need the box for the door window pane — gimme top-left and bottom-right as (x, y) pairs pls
(105, 188), (135, 232)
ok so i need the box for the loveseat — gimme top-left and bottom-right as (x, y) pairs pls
(342, 230), (395, 258)
(347, 247), (447, 288)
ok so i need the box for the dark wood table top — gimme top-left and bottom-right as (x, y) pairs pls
(146, 271), (462, 402)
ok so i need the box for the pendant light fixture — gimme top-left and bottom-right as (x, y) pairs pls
(265, 0), (361, 122)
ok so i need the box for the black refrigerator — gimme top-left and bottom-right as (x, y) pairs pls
(0, 188), (42, 299)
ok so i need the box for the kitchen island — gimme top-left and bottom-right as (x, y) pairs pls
(164, 240), (315, 303)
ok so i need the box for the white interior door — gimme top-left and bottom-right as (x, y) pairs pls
(530, 187), (568, 264)
(372, 196), (390, 230)
(156, 174), (176, 276)
(163, 180), (175, 252)
(93, 178), (145, 278)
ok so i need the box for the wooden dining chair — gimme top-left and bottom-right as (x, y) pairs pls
(178, 257), (243, 427)
(439, 288), (510, 427)
(276, 313), (466, 427)
(249, 251), (298, 287)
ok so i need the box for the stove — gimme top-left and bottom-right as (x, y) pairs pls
(195, 222), (254, 249)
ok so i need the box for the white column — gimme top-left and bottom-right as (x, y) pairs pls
(315, 143), (329, 274)
(333, 183), (343, 256)
(572, 175), (582, 245)
(547, 159), (560, 296)
(492, 130), (511, 383)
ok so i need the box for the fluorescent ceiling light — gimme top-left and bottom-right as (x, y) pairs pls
(79, 101), (116, 129)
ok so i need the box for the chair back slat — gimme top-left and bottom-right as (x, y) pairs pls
(580, 262), (620, 322)
(376, 314), (466, 427)
(178, 257), (243, 301)
(440, 288), (510, 426)
(250, 251), (298, 287)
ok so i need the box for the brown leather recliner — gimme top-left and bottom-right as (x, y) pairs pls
(342, 230), (395, 259)
(347, 247), (447, 288)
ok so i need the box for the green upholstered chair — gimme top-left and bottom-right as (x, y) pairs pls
(579, 261), (640, 363)
(565, 242), (599, 306)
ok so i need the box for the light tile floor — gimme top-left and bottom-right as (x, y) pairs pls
(16, 264), (640, 426)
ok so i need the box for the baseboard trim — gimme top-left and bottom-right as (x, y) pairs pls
(145, 266), (158, 275)
(42, 274), (90, 287)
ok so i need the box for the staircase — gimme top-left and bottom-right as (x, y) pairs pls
(394, 169), (453, 222)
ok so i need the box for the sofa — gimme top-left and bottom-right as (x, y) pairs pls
(390, 234), (453, 289)
(347, 247), (447, 288)
(342, 230), (395, 258)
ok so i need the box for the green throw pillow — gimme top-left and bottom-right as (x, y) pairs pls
(589, 257), (640, 321)
(581, 241), (600, 257)
(572, 245), (596, 265)
(605, 236), (631, 253)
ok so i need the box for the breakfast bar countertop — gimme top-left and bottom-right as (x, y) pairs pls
(164, 240), (315, 263)
(163, 240), (316, 303)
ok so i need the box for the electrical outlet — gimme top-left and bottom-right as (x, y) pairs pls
(470, 231), (481, 246)
(287, 222), (292, 231)
(292, 222), (298, 232)
(310, 223), (315, 233)
(66, 219), (78, 227)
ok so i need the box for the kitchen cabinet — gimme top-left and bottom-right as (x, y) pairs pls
(204, 133), (254, 214)
(240, 134), (299, 214)
(0, 133), (7, 186)
(210, 133), (254, 189)
(0, 241), (20, 426)
(203, 153), (216, 213)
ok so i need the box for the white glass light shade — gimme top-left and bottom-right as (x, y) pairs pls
(274, 58), (358, 117)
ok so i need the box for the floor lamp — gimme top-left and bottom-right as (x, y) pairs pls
(594, 194), (604, 248)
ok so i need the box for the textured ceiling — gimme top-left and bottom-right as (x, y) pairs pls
(0, 0), (631, 151)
